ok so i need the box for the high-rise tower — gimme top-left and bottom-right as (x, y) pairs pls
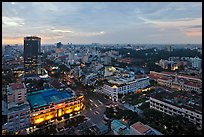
(24, 36), (42, 76)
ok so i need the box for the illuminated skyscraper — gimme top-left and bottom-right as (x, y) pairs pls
(24, 36), (42, 76)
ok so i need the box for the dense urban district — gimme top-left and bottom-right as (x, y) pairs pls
(2, 37), (202, 135)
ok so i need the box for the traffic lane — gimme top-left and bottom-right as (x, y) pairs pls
(84, 90), (111, 105)
(89, 96), (112, 108)
(83, 105), (106, 124)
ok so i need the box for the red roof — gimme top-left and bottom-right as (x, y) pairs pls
(135, 75), (146, 79)
(148, 73), (172, 81)
(184, 81), (201, 87)
(9, 83), (25, 90)
(158, 77), (172, 81)
(178, 74), (200, 80)
(131, 122), (150, 134)
(147, 74), (161, 80)
(162, 71), (175, 75)
(58, 56), (68, 60)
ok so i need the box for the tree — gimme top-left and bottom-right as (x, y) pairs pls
(59, 64), (69, 72)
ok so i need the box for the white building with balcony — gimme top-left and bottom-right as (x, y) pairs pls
(100, 76), (150, 102)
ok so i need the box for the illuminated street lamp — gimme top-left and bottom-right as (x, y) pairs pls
(164, 125), (167, 129)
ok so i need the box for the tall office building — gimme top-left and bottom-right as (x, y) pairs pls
(56, 42), (63, 48)
(104, 53), (111, 65)
(191, 57), (202, 70)
(24, 36), (42, 76)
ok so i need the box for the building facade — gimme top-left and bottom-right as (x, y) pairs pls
(150, 92), (202, 129)
(24, 36), (42, 76)
(3, 87), (84, 134)
(5, 103), (31, 133)
(7, 83), (27, 104)
(100, 76), (150, 102)
(148, 71), (202, 93)
(130, 121), (163, 135)
(190, 57), (202, 70)
(3, 83), (30, 133)
(111, 120), (130, 135)
(27, 88), (84, 128)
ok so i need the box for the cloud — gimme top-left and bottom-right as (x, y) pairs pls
(2, 2), (202, 44)
(2, 16), (24, 26)
(51, 29), (73, 33)
(49, 26), (105, 37)
(31, 2), (59, 12)
(2, 37), (23, 45)
(185, 30), (202, 37)
(70, 31), (106, 37)
(183, 26), (202, 37)
(138, 16), (202, 33)
(188, 25), (202, 29)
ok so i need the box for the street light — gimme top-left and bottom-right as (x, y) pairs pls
(164, 125), (167, 129)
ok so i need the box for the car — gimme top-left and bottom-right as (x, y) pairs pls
(106, 105), (111, 108)
(95, 111), (100, 114)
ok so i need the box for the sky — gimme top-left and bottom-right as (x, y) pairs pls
(2, 2), (202, 45)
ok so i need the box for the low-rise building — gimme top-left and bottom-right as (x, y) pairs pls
(100, 76), (149, 102)
(84, 73), (98, 86)
(2, 83), (30, 133)
(7, 83), (27, 104)
(111, 120), (130, 135)
(130, 121), (163, 135)
(148, 71), (202, 93)
(5, 102), (31, 133)
(190, 57), (202, 70)
(27, 88), (84, 129)
(91, 122), (109, 135)
(150, 89), (202, 129)
(111, 120), (163, 135)
(3, 87), (85, 134)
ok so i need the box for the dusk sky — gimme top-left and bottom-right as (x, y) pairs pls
(2, 2), (202, 45)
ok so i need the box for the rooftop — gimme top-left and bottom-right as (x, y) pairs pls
(111, 120), (130, 135)
(150, 89), (202, 114)
(182, 79), (202, 88)
(58, 55), (68, 60)
(178, 74), (201, 81)
(106, 75), (149, 87)
(161, 71), (176, 75)
(131, 122), (150, 134)
(158, 77), (172, 81)
(49, 79), (66, 89)
(146, 74), (162, 80)
(131, 122), (163, 135)
(24, 36), (41, 40)
(8, 101), (30, 112)
(27, 88), (74, 109)
(9, 83), (25, 90)
(94, 122), (109, 134)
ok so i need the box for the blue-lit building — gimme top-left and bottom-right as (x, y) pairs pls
(26, 88), (84, 128)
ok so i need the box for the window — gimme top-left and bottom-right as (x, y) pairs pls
(9, 116), (14, 119)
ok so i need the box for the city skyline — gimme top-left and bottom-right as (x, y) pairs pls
(2, 2), (202, 45)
